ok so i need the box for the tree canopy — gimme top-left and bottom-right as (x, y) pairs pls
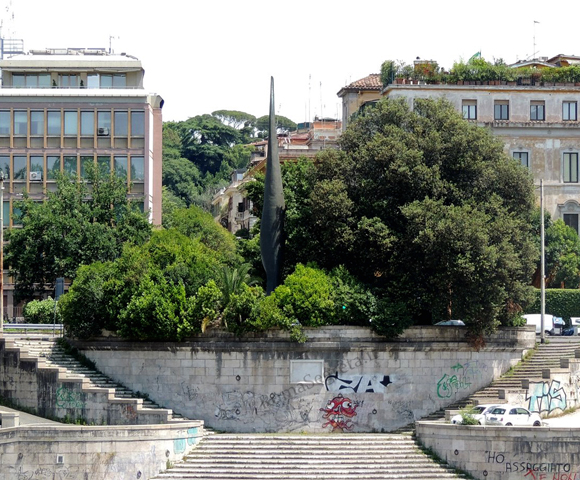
(244, 97), (538, 339)
(6, 166), (151, 301)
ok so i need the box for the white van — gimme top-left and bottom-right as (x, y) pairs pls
(523, 314), (564, 336)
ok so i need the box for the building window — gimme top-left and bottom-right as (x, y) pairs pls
(97, 156), (110, 175)
(513, 151), (529, 168)
(12, 73), (50, 88)
(494, 101), (509, 120)
(462, 100), (477, 120)
(0, 111), (10, 135)
(0, 156), (10, 179)
(564, 152), (579, 183)
(530, 101), (545, 121)
(13, 111), (27, 136)
(114, 156), (127, 177)
(64, 111), (78, 135)
(87, 73), (126, 89)
(564, 214), (579, 234)
(30, 111), (44, 136)
(47, 111), (61, 135)
(131, 111), (144, 136)
(59, 74), (79, 88)
(29, 156), (43, 181)
(81, 156), (93, 178)
(64, 156), (77, 175)
(13, 156), (26, 180)
(47, 156), (60, 180)
(563, 101), (578, 121)
(97, 111), (111, 136)
(81, 111), (94, 136)
(130, 156), (144, 181)
(114, 111), (128, 136)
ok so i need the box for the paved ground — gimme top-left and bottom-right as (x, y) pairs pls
(0, 406), (62, 426)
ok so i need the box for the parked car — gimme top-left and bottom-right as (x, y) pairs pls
(523, 314), (564, 336)
(450, 404), (500, 425)
(435, 320), (465, 326)
(485, 405), (542, 426)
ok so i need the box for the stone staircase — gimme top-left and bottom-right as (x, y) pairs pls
(1, 335), (186, 424)
(423, 337), (580, 420)
(151, 434), (467, 479)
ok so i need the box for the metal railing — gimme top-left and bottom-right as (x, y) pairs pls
(3, 323), (63, 335)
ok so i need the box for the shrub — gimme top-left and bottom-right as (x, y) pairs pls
(23, 297), (60, 324)
(529, 288), (580, 322)
(459, 406), (481, 425)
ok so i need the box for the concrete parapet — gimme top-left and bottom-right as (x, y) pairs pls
(0, 420), (204, 480)
(417, 421), (580, 480)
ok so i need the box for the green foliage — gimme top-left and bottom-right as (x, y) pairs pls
(60, 229), (229, 340)
(23, 297), (60, 324)
(211, 110), (256, 130)
(245, 97), (536, 340)
(164, 205), (239, 263)
(270, 264), (336, 328)
(380, 60), (397, 86)
(545, 219), (580, 288)
(459, 406), (481, 425)
(529, 289), (580, 322)
(5, 165), (151, 301)
(255, 115), (297, 135)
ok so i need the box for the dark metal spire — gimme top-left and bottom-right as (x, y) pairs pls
(260, 77), (285, 294)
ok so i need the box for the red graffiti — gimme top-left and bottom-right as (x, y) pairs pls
(320, 394), (360, 432)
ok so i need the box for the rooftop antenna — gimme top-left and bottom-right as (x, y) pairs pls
(532, 20), (540, 60)
(308, 74), (311, 122)
(109, 35), (119, 54)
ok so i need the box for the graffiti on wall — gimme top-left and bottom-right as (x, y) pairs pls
(214, 389), (314, 429)
(484, 450), (578, 479)
(325, 372), (392, 393)
(320, 394), (361, 432)
(526, 380), (567, 414)
(56, 386), (85, 409)
(436, 361), (488, 399)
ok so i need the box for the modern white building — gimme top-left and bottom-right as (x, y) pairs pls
(0, 47), (164, 317)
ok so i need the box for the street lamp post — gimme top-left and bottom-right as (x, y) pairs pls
(540, 179), (545, 344)
(0, 171), (4, 334)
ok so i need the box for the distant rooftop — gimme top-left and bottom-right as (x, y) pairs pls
(337, 74), (382, 96)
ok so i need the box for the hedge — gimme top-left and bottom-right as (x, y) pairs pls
(529, 289), (580, 323)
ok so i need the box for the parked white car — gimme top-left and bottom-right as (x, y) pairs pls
(450, 404), (499, 425)
(485, 405), (542, 427)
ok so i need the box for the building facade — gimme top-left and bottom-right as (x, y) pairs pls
(0, 47), (163, 317)
(382, 82), (580, 229)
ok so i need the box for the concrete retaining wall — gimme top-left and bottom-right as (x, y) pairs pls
(417, 421), (580, 480)
(0, 421), (204, 480)
(0, 338), (174, 425)
(74, 326), (535, 433)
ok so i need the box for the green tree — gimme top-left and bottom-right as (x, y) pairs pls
(545, 219), (580, 288)
(211, 110), (256, 130)
(255, 114), (297, 136)
(5, 166), (151, 300)
(244, 98), (537, 340)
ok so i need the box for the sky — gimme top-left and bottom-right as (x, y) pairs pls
(2, 0), (579, 124)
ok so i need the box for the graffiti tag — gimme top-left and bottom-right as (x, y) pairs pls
(325, 372), (391, 393)
(320, 394), (360, 432)
(526, 380), (567, 414)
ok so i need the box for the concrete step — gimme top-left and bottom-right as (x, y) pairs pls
(151, 434), (466, 479)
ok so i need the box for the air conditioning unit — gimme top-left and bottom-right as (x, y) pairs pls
(29, 171), (42, 181)
(97, 127), (110, 136)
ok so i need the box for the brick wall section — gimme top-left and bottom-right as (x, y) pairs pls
(74, 326), (535, 433)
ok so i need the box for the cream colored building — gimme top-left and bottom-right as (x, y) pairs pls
(382, 83), (580, 228)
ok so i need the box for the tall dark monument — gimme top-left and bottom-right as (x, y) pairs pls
(260, 77), (285, 294)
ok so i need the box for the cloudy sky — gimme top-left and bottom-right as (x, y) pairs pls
(4, 0), (579, 124)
